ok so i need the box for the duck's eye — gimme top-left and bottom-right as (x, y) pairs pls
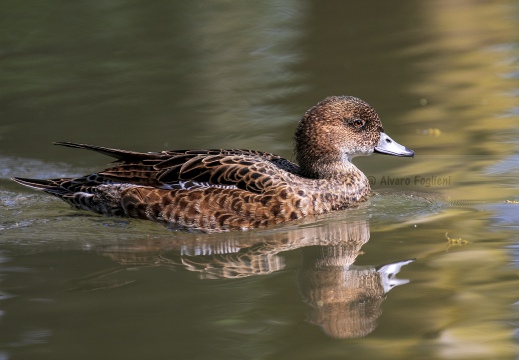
(352, 119), (365, 128)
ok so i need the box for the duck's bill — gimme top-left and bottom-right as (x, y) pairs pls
(374, 132), (414, 157)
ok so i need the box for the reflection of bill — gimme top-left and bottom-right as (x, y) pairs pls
(97, 218), (413, 338)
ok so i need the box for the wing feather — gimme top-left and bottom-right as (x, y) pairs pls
(54, 143), (301, 194)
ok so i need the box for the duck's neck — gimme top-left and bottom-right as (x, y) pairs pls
(302, 158), (370, 200)
(300, 158), (365, 181)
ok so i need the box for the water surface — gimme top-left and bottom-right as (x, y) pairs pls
(1, 1), (519, 359)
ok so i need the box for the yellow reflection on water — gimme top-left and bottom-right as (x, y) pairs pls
(372, 1), (519, 204)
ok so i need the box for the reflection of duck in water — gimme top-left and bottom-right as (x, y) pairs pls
(91, 219), (412, 338)
(13, 96), (413, 232)
(300, 244), (412, 339)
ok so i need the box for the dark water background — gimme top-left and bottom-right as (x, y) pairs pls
(2, 1), (519, 359)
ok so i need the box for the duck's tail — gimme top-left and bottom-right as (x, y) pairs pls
(12, 176), (133, 217)
(11, 177), (71, 195)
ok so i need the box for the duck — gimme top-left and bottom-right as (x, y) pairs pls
(12, 96), (414, 232)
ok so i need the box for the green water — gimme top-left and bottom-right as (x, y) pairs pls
(2, 1), (519, 359)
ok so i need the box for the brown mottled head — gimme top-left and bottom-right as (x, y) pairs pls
(294, 96), (413, 178)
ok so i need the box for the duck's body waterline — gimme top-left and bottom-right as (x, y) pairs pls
(12, 96), (414, 232)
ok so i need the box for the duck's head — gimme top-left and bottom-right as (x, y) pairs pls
(294, 96), (414, 178)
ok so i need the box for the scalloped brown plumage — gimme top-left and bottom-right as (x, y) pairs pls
(12, 96), (414, 232)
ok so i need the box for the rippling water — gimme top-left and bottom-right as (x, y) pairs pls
(1, 1), (519, 359)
